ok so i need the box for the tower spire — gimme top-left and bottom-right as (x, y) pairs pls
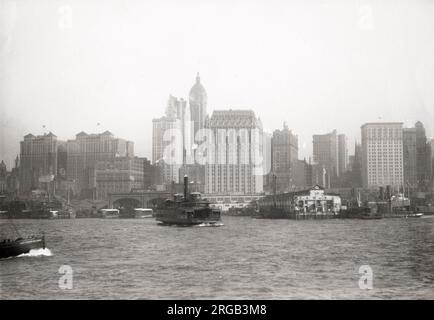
(196, 72), (200, 84)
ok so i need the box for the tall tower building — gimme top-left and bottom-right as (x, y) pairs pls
(431, 139), (434, 184)
(361, 123), (404, 189)
(403, 127), (417, 186)
(338, 134), (348, 175)
(415, 121), (432, 190)
(351, 142), (363, 187)
(19, 132), (60, 194)
(271, 123), (298, 192)
(152, 116), (181, 184)
(205, 110), (263, 195)
(312, 130), (339, 187)
(152, 95), (192, 185)
(0, 160), (6, 193)
(189, 73), (207, 138)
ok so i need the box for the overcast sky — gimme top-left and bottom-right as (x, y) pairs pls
(1, 0), (433, 168)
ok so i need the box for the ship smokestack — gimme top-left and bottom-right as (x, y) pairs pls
(184, 175), (188, 201)
(273, 174), (277, 208)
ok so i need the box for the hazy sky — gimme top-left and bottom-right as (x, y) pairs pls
(1, 0), (434, 168)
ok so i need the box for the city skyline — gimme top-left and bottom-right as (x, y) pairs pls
(1, 1), (434, 302)
(2, 0), (434, 168)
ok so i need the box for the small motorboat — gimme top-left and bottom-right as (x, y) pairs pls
(0, 235), (46, 259)
(0, 209), (47, 259)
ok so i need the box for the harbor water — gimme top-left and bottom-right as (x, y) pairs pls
(1, 216), (433, 299)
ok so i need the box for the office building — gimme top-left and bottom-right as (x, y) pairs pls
(19, 132), (62, 195)
(66, 131), (134, 198)
(361, 123), (404, 189)
(271, 123), (298, 192)
(205, 110), (263, 195)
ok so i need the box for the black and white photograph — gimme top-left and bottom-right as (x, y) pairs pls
(1, 0), (434, 305)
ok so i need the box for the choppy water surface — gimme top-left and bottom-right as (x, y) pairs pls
(1, 216), (433, 299)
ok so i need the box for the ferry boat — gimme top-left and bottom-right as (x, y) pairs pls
(154, 176), (221, 226)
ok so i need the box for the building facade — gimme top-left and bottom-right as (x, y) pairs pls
(271, 123), (298, 192)
(415, 121), (432, 190)
(3, 156), (20, 195)
(403, 127), (417, 187)
(292, 159), (313, 189)
(95, 157), (147, 200)
(0, 160), (6, 193)
(312, 130), (339, 188)
(66, 131), (134, 198)
(349, 142), (363, 187)
(205, 110), (263, 195)
(189, 73), (207, 138)
(152, 107), (184, 185)
(19, 132), (61, 195)
(431, 139), (434, 184)
(338, 134), (348, 175)
(361, 123), (404, 189)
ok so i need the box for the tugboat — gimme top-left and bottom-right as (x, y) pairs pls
(154, 176), (221, 226)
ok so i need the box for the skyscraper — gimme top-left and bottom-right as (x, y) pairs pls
(403, 127), (417, 186)
(431, 139), (434, 184)
(205, 110), (263, 195)
(6, 156), (20, 194)
(0, 160), (6, 193)
(338, 134), (348, 175)
(361, 122), (404, 189)
(19, 132), (61, 195)
(351, 142), (363, 187)
(189, 73), (207, 138)
(152, 95), (192, 184)
(271, 123), (298, 192)
(415, 121), (432, 190)
(66, 131), (134, 198)
(312, 130), (339, 188)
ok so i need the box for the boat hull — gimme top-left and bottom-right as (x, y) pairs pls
(155, 208), (221, 226)
(0, 238), (45, 259)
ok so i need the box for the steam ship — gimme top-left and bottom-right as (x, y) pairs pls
(154, 176), (221, 226)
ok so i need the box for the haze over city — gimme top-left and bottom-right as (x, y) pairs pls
(1, 0), (434, 168)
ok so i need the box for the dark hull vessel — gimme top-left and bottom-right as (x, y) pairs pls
(339, 206), (383, 219)
(253, 207), (289, 219)
(0, 236), (45, 259)
(226, 205), (258, 217)
(154, 176), (221, 226)
(156, 208), (221, 225)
